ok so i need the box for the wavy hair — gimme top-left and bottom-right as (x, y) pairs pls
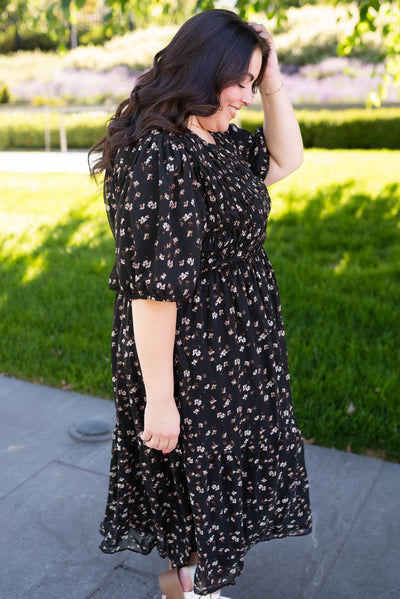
(89, 9), (269, 177)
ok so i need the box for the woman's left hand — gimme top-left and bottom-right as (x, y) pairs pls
(248, 22), (303, 187)
(248, 23), (280, 81)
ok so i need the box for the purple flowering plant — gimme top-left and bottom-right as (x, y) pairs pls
(9, 58), (399, 108)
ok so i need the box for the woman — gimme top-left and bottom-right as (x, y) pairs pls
(89, 9), (312, 599)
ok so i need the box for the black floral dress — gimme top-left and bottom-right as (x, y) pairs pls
(100, 124), (312, 596)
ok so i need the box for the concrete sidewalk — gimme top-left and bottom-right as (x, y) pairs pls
(1, 375), (399, 598)
(0, 151), (89, 173)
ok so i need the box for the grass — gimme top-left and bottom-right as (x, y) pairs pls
(269, 150), (400, 461)
(0, 173), (115, 397)
(0, 150), (399, 461)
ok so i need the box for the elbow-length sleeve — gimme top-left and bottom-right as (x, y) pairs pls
(226, 123), (270, 179)
(108, 132), (206, 303)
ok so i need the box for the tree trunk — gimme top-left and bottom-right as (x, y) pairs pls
(15, 25), (21, 51)
(70, 23), (78, 48)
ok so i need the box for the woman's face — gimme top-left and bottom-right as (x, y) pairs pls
(201, 47), (263, 133)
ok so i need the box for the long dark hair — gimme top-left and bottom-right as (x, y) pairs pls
(89, 9), (269, 177)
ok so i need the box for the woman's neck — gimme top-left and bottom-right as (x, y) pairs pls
(187, 117), (216, 144)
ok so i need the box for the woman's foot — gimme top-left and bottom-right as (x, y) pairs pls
(180, 565), (222, 596)
(159, 564), (222, 598)
(178, 565), (194, 592)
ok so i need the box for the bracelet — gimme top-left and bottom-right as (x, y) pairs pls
(260, 81), (284, 96)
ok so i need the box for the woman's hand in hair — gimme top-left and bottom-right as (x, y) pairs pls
(247, 23), (280, 80)
(248, 24), (303, 185)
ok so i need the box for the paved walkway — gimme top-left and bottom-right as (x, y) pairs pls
(0, 151), (89, 173)
(1, 375), (399, 599)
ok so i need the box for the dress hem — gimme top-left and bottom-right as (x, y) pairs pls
(99, 522), (312, 594)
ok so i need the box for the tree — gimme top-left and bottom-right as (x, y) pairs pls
(43, 0), (196, 48)
(0, 0), (31, 49)
(0, 0), (92, 50)
(45, 0), (92, 49)
(337, 0), (400, 105)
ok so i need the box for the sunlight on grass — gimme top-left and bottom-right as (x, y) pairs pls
(271, 150), (400, 216)
(332, 252), (350, 274)
(0, 150), (399, 461)
(266, 151), (400, 461)
(0, 173), (113, 398)
(22, 255), (45, 283)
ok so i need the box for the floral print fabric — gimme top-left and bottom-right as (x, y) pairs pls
(100, 125), (312, 596)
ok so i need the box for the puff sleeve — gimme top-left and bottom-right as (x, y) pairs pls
(108, 132), (206, 303)
(226, 123), (270, 179)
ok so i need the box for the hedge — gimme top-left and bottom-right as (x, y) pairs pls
(0, 108), (399, 150)
(0, 111), (108, 150)
(241, 108), (400, 150)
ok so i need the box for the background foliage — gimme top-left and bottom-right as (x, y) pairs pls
(0, 5), (398, 109)
(0, 0), (196, 51)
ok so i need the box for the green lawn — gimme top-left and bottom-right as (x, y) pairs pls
(0, 173), (115, 397)
(0, 150), (399, 461)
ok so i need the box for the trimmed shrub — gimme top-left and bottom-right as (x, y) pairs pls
(0, 108), (399, 150)
(0, 29), (59, 53)
(0, 124), (8, 148)
(64, 113), (108, 148)
(0, 111), (108, 150)
(241, 108), (400, 150)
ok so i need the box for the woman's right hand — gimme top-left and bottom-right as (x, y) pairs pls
(140, 397), (181, 453)
(131, 298), (179, 454)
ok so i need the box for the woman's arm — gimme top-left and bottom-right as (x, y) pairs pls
(250, 24), (304, 186)
(132, 298), (180, 454)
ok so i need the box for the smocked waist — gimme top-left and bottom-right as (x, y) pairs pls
(199, 246), (265, 274)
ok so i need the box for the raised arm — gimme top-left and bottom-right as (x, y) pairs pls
(132, 299), (180, 454)
(250, 23), (304, 186)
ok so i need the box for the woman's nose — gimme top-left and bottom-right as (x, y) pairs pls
(241, 87), (253, 106)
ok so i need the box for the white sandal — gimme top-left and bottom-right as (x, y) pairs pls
(159, 564), (228, 599)
(187, 565), (221, 598)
